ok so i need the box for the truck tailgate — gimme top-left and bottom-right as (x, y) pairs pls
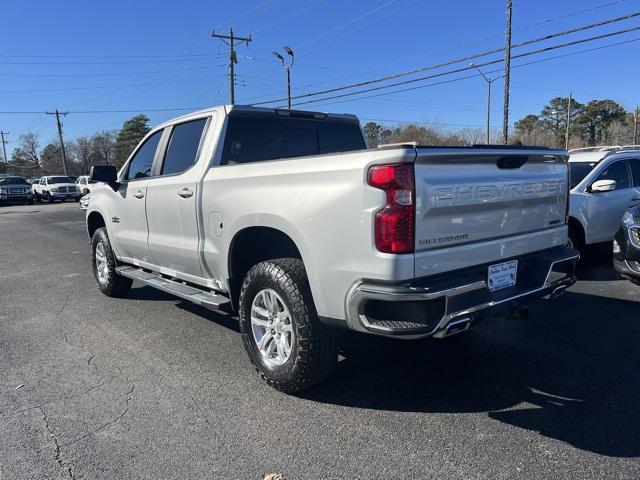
(414, 148), (569, 257)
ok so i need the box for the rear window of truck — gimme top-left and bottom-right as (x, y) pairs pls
(221, 111), (365, 165)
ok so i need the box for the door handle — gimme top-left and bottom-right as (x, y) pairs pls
(134, 190), (144, 199)
(631, 196), (640, 202)
(177, 188), (194, 198)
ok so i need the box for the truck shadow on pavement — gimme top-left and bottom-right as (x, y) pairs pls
(302, 290), (640, 458)
(120, 267), (639, 457)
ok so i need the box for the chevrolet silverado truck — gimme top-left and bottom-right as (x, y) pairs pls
(86, 105), (578, 392)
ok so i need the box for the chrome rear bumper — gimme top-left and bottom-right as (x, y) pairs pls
(345, 247), (579, 339)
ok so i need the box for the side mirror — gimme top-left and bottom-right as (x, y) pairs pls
(90, 165), (117, 184)
(590, 179), (616, 193)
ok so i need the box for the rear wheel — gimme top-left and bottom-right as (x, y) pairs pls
(239, 258), (337, 393)
(91, 227), (132, 297)
(568, 220), (585, 251)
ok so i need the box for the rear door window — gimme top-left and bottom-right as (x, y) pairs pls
(160, 118), (208, 175)
(629, 158), (640, 187)
(125, 130), (163, 180)
(595, 160), (630, 189)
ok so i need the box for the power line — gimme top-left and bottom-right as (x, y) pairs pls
(277, 24), (640, 108)
(289, 35), (640, 108)
(214, 0), (285, 30)
(0, 63), (226, 78)
(372, 0), (628, 72)
(0, 56), (227, 65)
(1, 35), (638, 118)
(252, 0), (329, 34)
(296, 0), (398, 49)
(252, 11), (640, 106)
(0, 74), (222, 94)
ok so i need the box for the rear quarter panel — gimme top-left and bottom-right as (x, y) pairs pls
(200, 148), (416, 320)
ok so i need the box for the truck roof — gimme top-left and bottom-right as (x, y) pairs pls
(155, 104), (360, 129)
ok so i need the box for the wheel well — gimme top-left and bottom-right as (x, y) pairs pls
(87, 212), (106, 239)
(228, 227), (302, 310)
(568, 217), (585, 249)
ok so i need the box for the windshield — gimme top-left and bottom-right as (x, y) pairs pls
(0, 177), (28, 186)
(569, 162), (598, 189)
(48, 176), (73, 184)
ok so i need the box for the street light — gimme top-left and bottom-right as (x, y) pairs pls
(470, 63), (501, 144)
(273, 46), (294, 109)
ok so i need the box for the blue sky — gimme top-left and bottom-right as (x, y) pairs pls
(0, 0), (638, 157)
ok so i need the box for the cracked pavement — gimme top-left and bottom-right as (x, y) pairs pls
(1, 202), (640, 479)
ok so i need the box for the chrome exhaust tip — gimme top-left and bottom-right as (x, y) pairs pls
(442, 317), (472, 337)
(548, 285), (568, 299)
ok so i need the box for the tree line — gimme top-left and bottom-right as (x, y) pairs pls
(361, 97), (637, 150)
(514, 97), (636, 148)
(0, 114), (151, 177)
(2, 97), (636, 178)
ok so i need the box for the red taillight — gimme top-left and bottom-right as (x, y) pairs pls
(368, 163), (415, 254)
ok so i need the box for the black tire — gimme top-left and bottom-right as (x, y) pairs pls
(28, 198), (34, 205)
(90, 227), (132, 297)
(568, 221), (584, 252)
(34, 192), (41, 203)
(239, 258), (337, 393)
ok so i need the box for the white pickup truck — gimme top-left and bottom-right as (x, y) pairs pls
(33, 175), (82, 202)
(87, 105), (578, 392)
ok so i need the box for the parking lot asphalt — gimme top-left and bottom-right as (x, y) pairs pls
(1, 201), (639, 480)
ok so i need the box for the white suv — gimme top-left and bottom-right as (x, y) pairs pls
(568, 147), (640, 249)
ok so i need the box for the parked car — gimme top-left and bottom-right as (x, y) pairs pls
(76, 175), (93, 195)
(0, 176), (34, 204)
(613, 204), (640, 285)
(32, 175), (82, 202)
(79, 193), (90, 210)
(568, 147), (640, 250)
(86, 105), (578, 392)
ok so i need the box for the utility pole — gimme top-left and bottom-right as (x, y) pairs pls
(0, 131), (9, 163)
(634, 106), (639, 145)
(211, 28), (252, 105)
(502, 0), (513, 145)
(565, 93), (572, 150)
(46, 110), (69, 176)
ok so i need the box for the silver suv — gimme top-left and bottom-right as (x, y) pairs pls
(568, 147), (640, 249)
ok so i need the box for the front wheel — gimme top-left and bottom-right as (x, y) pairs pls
(91, 227), (132, 297)
(239, 258), (337, 393)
